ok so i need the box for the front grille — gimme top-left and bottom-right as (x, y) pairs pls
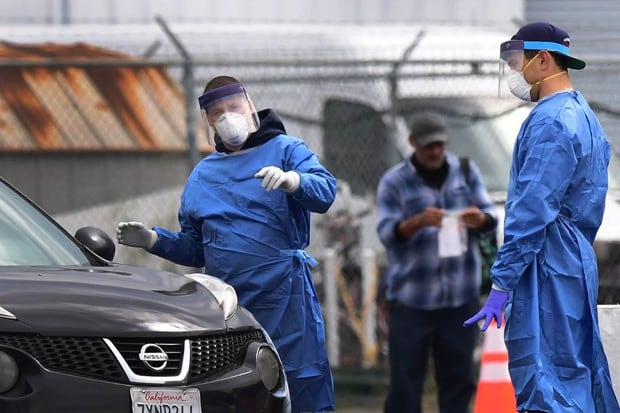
(0, 335), (125, 382)
(190, 329), (264, 383)
(0, 329), (265, 384)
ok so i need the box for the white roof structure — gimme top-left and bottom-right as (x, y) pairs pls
(0, 22), (510, 62)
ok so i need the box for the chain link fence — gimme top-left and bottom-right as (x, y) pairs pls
(4, 27), (620, 369)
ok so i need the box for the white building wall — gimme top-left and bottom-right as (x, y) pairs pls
(1, 0), (523, 27)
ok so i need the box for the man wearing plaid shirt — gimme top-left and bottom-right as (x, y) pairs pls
(376, 111), (497, 413)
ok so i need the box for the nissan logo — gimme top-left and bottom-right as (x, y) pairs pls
(139, 344), (169, 372)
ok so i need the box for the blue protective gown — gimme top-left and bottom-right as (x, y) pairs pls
(150, 109), (337, 412)
(491, 91), (620, 412)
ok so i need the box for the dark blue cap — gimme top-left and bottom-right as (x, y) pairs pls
(511, 22), (585, 70)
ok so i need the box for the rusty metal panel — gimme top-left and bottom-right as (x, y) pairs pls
(0, 90), (36, 150)
(0, 42), (188, 151)
(138, 69), (186, 146)
(0, 67), (65, 149)
(54, 66), (136, 149)
(128, 68), (185, 150)
(22, 68), (99, 149)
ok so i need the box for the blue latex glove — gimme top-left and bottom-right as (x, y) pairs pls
(463, 288), (509, 331)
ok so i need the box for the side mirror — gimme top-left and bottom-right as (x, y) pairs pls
(74, 226), (116, 261)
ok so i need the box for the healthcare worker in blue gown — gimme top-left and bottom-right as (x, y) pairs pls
(116, 75), (337, 413)
(464, 22), (619, 412)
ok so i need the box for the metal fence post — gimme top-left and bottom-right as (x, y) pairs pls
(361, 248), (377, 368)
(323, 248), (340, 368)
(154, 15), (199, 171)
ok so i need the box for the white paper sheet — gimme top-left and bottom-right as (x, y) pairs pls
(438, 211), (466, 258)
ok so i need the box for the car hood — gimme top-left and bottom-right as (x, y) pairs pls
(0, 264), (228, 336)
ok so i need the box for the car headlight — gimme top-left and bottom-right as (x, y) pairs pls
(185, 273), (238, 319)
(0, 351), (18, 393)
(257, 346), (282, 391)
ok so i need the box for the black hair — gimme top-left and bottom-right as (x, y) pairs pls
(524, 50), (568, 71)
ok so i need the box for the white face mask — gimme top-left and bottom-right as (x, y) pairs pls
(214, 112), (250, 147)
(507, 70), (533, 102)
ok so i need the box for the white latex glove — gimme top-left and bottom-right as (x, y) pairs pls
(254, 166), (301, 193)
(116, 221), (158, 249)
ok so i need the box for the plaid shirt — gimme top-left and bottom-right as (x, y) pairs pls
(376, 152), (496, 310)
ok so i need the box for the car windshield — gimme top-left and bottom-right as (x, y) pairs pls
(402, 98), (620, 195)
(0, 180), (90, 266)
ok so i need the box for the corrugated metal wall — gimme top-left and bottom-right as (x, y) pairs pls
(0, 42), (200, 214)
(526, 0), (620, 150)
(0, 42), (192, 151)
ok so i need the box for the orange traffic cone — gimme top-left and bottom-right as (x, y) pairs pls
(473, 318), (517, 413)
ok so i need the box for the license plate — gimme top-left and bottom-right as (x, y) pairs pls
(130, 387), (202, 413)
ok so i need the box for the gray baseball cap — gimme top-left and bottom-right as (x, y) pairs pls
(409, 111), (448, 147)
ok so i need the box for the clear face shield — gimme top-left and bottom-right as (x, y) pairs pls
(498, 40), (528, 100)
(198, 83), (260, 148)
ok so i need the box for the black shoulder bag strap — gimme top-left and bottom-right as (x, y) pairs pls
(459, 156), (471, 186)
